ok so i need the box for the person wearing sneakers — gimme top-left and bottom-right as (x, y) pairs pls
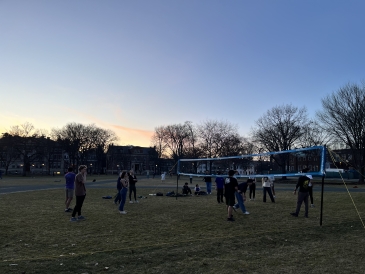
(290, 171), (312, 218)
(224, 170), (239, 222)
(64, 167), (76, 213)
(70, 165), (87, 222)
(262, 177), (275, 203)
(128, 170), (138, 203)
(233, 179), (252, 215)
(119, 171), (129, 214)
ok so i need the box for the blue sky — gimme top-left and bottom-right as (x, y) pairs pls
(1, 0), (365, 146)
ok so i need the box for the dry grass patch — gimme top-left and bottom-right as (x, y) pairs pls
(1, 185), (365, 273)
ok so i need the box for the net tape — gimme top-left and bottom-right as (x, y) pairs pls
(178, 146), (326, 178)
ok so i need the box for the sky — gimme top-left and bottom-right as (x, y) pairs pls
(1, 0), (365, 146)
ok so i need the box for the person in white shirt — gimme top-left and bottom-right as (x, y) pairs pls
(161, 172), (166, 181)
(262, 177), (275, 203)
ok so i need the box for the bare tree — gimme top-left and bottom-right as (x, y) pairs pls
(251, 104), (309, 178)
(198, 120), (239, 159)
(299, 120), (331, 148)
(52, 123), (118, 172)
(197, 120), (242, 172)
(52, 123), (85, 167)
(184, 121), (203, 173)
(151, 126), (168, 158)
(0, 133), (19, 174)
(88, 125), (118, 173)
(163, 122), (191, 161)
(8, 122), (42, 176)
(316, 82), (365, 183)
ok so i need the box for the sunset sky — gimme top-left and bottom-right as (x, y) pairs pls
(1, 0), (365, 146)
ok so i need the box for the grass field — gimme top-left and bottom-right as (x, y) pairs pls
(1, 176), (365, 273)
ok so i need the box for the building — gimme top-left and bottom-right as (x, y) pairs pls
(106, 145), (160, 175)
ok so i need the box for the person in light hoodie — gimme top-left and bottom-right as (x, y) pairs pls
(262, 176), (275, 203)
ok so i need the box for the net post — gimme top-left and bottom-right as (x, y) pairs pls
(176, 159), (180, 200)
(320, 145), (326, 226)
(320, 173), (325, 226)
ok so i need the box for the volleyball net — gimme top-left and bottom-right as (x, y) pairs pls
(177, 146), (326, 178)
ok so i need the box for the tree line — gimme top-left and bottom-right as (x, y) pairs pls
(151, 82), (365, 182)
(1, 82), (365, 182)
(0, 122), (118, 176)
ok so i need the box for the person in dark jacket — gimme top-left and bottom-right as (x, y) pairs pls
(129, 170), (138, 203)
(182, 182), (192, 195)
(290, 173), (312, 218)
(70, 165), (87, 222)
(114, 172), (123, 205)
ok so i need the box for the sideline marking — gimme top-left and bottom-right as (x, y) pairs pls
(0, 187), (62, 195)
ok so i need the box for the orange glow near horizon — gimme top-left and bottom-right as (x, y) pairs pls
(110, 124), (154, 147)
(0, 123), (154, 148)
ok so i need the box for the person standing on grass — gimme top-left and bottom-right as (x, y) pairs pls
(262, 177), (275, 203)
(291, 173), (312, 218)
(249, 177), (256, 201)
(270, 176), (276, 198)
(119, 171), (129, 214)
(308, 178), (315, 207)
(70, 165), (87, 222)
(64, 167), (76, 212)
(189, 174), (193, 184)
(161, 172), (166, 181)
(114, 172), (123, 205)
(224, 170), (239, 222)
(301, 167), (315, 207)
(215, 173), (224, 203)
(203, 171), (212, 194)
(233, 179), (252, 215)
(129, 170), (138, 203)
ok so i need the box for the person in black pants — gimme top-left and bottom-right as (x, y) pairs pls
(215, 174), (224, 203)
(249, 178), (256, 201)
(308, 181), (314, 207)
(128, 170), (138, 203)
(70, 165), (87, 222)
(114, 172), (122, 204)
(291, 174), (312, 217)
(262, 177), (275, 203)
